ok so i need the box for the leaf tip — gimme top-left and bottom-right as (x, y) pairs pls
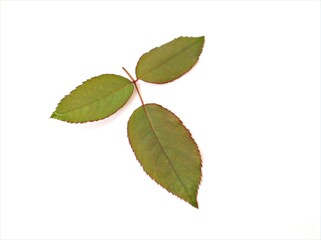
(50, 111), (58, 119)
(198, 36), (205, 47)
(188, 196), (199, 209)
(50, 111), (64, 122)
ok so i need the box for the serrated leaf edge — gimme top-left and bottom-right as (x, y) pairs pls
(50, 74), (134, 124)
(136, 36), (205, 84)
(127, 103), (202, 208)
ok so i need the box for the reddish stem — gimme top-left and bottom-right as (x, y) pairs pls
(122, 67), (145, 105)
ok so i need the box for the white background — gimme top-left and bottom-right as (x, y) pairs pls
(1, 1), (320, 239)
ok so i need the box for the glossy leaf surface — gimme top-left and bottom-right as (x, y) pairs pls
(135, 36), (205, 83)
(51, 74), (134, 123)
(128, 104), (202, 208)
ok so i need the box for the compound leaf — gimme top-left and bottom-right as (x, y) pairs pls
(127, 104), (202, 208)
(135, 36), (205, 84)
(51, 74), (134, 123)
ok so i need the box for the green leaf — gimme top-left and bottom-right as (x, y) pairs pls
(51, 74), (134, 123)
(135, 36), (205, 84)
(127, 104), (202, 208)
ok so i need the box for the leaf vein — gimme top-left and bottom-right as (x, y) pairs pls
(138, 39), (201, 80)
(141, 105), (193, 199)
(58, 83), (132, 114)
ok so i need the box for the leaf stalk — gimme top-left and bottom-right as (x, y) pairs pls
(122, 67), (145, 106)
